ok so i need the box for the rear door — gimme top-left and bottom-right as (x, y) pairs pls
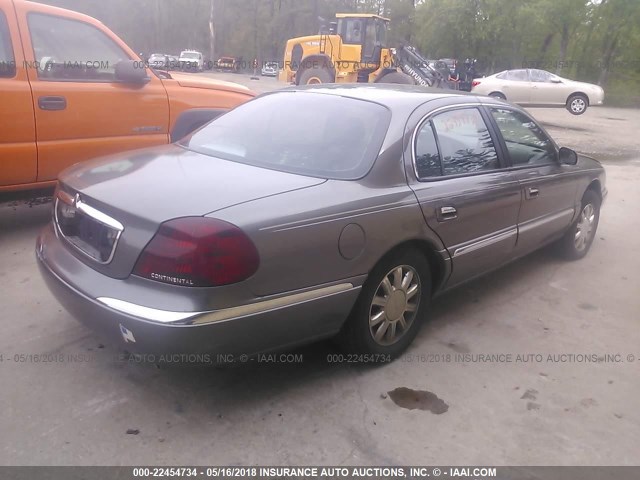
(486, 106), (578, 254)
(502, 69), (532, 104)
(406, 104), (522, 287)
(0, 3), (37, 187)
(15, 3), (170, 182)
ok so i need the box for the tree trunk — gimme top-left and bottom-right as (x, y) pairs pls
(208, 0), (215, 61)
(598, 31), (619, 87)
(556, 24), (569, 75)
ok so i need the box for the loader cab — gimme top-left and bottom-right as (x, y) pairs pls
(336, 14), (389, 65)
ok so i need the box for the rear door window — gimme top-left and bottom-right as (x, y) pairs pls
(414, 120), (442, 178)
(430, 108), (500, 176)
(0, 10), (15, 78)
(507, 69), (529, 81)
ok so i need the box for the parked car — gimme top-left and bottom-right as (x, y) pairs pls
(167, 55), (180, 70)
(261, 61), (279, 77)
(37, 85), (606, 361)
(179, 50), (204, 71)
(216, 56), (242, 72)
(0, 0), (254, 193)
(471, 69), (605, 114)
(148, 53), (170, 70)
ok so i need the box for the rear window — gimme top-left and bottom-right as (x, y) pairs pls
(180, 92), (392, 180)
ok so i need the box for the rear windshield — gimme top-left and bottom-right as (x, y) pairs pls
(180, 91), (391, 180)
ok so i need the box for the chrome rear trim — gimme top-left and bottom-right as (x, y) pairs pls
(54, 191), (124, 264)
(97, 282), (356, 326)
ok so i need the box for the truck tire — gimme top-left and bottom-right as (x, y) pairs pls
(377, 71), (415, 85)
(298, 67), (333, 85)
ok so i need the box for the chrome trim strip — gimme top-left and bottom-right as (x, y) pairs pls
(54, 192), (124, 265)
(97, 298), (196, 323)
(518, 208), (574, 234)
(453, 228), (517, 258)
(97, 282), (356, 326)
(76, 198), (124, 232)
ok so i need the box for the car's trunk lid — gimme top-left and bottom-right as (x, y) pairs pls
(57, 144), (325, 279)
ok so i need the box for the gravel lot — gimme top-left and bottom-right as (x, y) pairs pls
(1, 74), (639, 466)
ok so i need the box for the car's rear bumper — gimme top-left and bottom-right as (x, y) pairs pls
(36, 224), (361, 358)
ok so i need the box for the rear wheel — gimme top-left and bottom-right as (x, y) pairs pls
(566, 94), (588, 115)
(338, 248), (430, 359)
(559, 190), (601, 260)
(298, 67), (333, 85)
(489, 92), (506, 100)
(377, 71), (415, 85)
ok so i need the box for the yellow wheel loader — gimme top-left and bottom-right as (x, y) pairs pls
(280, 13), (446, 87)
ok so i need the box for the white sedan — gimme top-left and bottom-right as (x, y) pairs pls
(471, 69), (605, 115)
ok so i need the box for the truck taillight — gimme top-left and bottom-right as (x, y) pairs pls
(133, 217), (259, 287)
(471, 80), (481, 88)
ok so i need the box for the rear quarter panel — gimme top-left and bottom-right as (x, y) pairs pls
(212, 179), (439, 297)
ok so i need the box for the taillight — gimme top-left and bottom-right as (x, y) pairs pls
(133, 217), (259, 287)
(472, 80), (481, 88)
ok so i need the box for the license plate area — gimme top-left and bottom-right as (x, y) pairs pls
(54, 190), (124, 264)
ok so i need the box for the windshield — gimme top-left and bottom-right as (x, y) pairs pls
(180, 92), (391, 180)
(180, 52), (200, 59)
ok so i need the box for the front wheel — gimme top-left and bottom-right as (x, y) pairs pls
(338, 248), (431, 359)
(298, 67), (333, 85)
(567, 94), (588, 115)
(559, 190), (601, 260)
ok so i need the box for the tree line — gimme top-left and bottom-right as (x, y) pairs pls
(41, 0), (640, 104)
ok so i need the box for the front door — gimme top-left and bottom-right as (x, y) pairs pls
(406, 105), (522, 287)
(529, 69), (567, 106)
(15, 4), (169, 182)
(0, 6), (37, 187)
(486, 106), (578, 253)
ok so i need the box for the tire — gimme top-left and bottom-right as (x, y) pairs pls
(338, 248), (431, 359)
(298, 67), (333, 85)
(489, 92), (506, 100)
(559, 189), (601, 260)
(566, 93), (588, 115)
(377, 71), (415, 85)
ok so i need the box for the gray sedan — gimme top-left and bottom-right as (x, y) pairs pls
(36, 85), (606, 361)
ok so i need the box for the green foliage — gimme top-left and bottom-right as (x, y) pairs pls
(38, 0), (640, 99)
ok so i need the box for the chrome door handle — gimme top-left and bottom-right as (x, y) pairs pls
(528, 187), (540, 198)
(437, 206), (458, 221)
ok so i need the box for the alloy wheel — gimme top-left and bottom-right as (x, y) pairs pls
(574, 203), (596, 252)
(571, 97), (586, 114)
(369, 265), (421, 346)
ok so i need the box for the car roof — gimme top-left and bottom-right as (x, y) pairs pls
(278, 83), (500, 109)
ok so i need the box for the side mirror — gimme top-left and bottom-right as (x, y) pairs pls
(559, 147), (578, 165)
(550, 78), (562, 84)
(115, 59), (150, 84)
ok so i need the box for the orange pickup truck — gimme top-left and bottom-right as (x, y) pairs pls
(0, 0), (255, 193)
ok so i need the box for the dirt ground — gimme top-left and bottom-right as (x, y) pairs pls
(1, 74), (639, 466)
